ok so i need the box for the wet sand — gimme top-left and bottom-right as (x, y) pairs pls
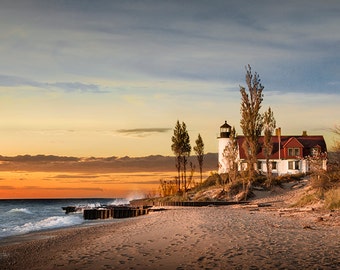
(1, 202), (339, 270)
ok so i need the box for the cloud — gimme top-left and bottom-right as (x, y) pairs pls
(116, 128), (172, 137)
(0, 74), (42, 88)
(0, 74), (106, 93)
(128, 180), (162, 185)
(23, 186), (103, 191)
(48, 174), (100, 179)
(48, 82), (108, 93)
(0, 185), (15, 189)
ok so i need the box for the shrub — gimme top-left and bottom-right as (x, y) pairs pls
(292, 193), (319, 207)
(159, 179), (177, 197)
(324, 187), (340, 210)
(193, 172), (220, 191)
(270, 173), (305, 187)
(225, 179), (244, 196)
(310, 174), (332, 192)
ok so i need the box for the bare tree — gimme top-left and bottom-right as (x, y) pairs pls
(194, 133), (204, 184)
(240, 65), (264, 189)
(263, 107), (276, 187)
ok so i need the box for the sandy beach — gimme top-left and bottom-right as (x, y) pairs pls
(1, 194), (339, 270)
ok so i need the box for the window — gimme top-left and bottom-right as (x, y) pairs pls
(311, 147), (320, 157)
(241, 162), (247, 171)
(295, 161), (300, 170)
(288, 160), (300, 170)
(288, 148), (300, 157)
(272, 162), (277, 170)
(257, 161), (262, 171)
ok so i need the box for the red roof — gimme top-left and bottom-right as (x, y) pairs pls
(237, 135), (327, 159)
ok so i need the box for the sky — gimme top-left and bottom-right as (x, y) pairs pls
(0, 0), (339, 158)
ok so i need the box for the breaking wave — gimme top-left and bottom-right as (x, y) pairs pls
(1, 215), (83, 238)
(7, 208), (33, 215)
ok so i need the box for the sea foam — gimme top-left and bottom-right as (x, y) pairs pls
(8, 208), (33, 215)
(1, 215), (83, 238)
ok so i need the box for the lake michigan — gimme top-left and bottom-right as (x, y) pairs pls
(0, 198), (128, 240)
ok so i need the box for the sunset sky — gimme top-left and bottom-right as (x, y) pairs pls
(0, 0), (339, 158)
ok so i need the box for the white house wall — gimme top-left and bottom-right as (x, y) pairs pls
(258, 159), (309, 176)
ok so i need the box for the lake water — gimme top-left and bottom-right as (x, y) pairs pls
(0, 198), (129, 239)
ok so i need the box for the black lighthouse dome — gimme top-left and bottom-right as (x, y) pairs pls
(219, 121), (231, 138)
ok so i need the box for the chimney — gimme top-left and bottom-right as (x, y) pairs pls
(302, 131), (307, 136)
(275, 127), (281, 136)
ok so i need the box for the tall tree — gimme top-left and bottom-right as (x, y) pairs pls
(171, 120), (191, 192)
(194, 133), (204, 184)
(222, 126), (239, 184)
(240, 65), (264, 187)
(181, 122), (191, 191)
(171, 120), (183, 191)
(263, 107), (276, 186)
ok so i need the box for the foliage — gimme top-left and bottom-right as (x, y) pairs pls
(331, 125), (340, 153)
(292, 193), (320, 207)
(263, 107), (276, 187)
(324, 187), (340, 210)
(271, 173), (305, 186)
(171, 120), (183, 191)
(290, 126), (340, 209)
(194, 133), (204, 184)
(159, 179), (177, 197)
(171, 120), (191, 192)
(225, 179), (244, 196)
(240, 64), (264, 188)
(192, 172), (220, 192)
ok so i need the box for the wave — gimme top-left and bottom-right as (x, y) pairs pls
(1, 215), (83, 238)
(108, 198), (130, 206)
(7, 208), (33, 215)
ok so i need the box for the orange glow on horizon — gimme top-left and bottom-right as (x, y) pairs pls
(0, 171), (173, 199)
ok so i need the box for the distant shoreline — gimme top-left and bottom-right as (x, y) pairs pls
(0, 153), (219, 173)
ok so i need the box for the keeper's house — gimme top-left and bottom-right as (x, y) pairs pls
(218, 121), (327, 175)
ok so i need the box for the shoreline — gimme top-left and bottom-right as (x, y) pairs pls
(1, 204), (339, 270)
(0, 217), (125, 247)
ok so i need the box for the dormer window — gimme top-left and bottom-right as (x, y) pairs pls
(288, 148), (300, 156)
(311, 147), (320, 157)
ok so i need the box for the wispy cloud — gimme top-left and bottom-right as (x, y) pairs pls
(0, 74), (107, 93)
(0, 185), (15, 190)
(116, 128), (171, 137)
(48, 82), (108, 93)
(0, 74), (41, 88)
(23, 186), (103, 191)
(48, 174), (100, 179)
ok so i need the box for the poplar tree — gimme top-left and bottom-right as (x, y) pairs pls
(222, 126), (238, 184)
(181, 122), (191, 191)
(194, 134), (204, 184)
(171, 120), (191, 192)
(263, 107), (276, 186)
(240, 65), (264, 188)
(171, 120), (183, 191)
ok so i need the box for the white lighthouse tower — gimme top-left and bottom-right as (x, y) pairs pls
(218, 121), (231, 174)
